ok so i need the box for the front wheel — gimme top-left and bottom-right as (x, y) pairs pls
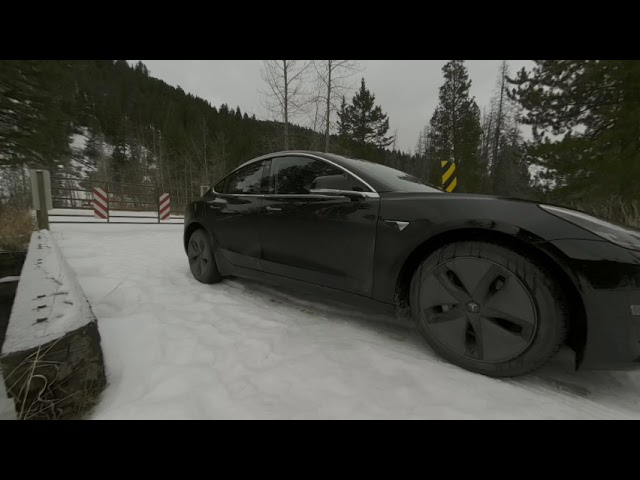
(187, 229), (222, 284)
(409, 240), (568, 377)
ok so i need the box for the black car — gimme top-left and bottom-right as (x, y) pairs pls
(184, 150), (640, 377)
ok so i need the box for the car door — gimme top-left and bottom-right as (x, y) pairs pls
(204, 159), (270, 271)
(259, 155), (380, 296)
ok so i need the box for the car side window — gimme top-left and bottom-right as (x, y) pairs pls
(269, 156), (367, 195)
(219, 161), (265, 194)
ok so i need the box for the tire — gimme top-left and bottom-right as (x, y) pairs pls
(409, 240), (567, 377)
(187, 229), (222, 284)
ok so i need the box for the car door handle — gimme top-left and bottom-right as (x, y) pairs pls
(265, 206), (282, 212)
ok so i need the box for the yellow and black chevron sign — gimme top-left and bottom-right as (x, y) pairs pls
(441, 160), (457, 192)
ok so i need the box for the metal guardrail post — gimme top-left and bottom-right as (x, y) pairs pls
(36, 170), (49, 230)
(106, 182), (111, 223)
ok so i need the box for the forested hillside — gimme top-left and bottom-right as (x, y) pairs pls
(0, 61), (414, 205)
(1, 60), (638, 225)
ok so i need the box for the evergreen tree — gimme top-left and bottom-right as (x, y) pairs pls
(0, 60), (74, 168)
(427, 60), (482, 192)
(508, 60), (640, 203)
(342, 78), (394, 148)
(81, 124), (108, 176)
(134, 61), (149, 76)
(0, 60), (425, 213)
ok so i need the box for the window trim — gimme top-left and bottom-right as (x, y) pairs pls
(211, 153), (380, 198)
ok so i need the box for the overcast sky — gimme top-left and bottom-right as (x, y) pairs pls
(129, 60), (534, 153)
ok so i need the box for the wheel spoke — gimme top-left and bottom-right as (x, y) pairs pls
(424, 304), (465, 324)
(482, 306), (535, 340)
(477, 316), (531, 361)
(194, 257), (202, 277)
(188, 250), (199, 264)
(428, 316), (469, 354)
(466, 315), (484, 360)
(432, 264), (471, 303)
(472, 264), (504, 303)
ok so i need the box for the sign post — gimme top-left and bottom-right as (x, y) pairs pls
(92, 187), (109, 220)
(158, 193), (170, 222)
(30, 169), (52, 230)
(441, 160), (457, 193)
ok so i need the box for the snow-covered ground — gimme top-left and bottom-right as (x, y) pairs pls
(49, 223), (640, 419)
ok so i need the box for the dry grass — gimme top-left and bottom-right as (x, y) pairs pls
(0, 203), (36, 252)
(3, 338), (105, 420)
(4, 340), (68, 420)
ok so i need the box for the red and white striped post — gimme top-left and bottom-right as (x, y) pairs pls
(159, 193), (170, 222)
(93, 187), (109, 220)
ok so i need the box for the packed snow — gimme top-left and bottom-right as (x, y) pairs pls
(47, 223), (640, 419)
(2, 230), (96, 354)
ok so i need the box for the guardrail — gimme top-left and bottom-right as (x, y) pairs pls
(44, 173), (194, 225)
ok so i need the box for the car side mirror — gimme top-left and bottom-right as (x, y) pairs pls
(310, 174), (352, 190)
(309, 174), (370, 199)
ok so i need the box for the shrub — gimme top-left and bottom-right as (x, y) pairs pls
(0, 203), (36, 252)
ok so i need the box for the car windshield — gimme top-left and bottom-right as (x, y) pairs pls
(349, 159), (443, 193)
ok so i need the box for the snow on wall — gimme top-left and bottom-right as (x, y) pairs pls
(1, 230), (97, 354)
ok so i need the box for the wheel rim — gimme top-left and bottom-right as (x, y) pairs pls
(417, 257), (538, 363)
(188, 235), (210, 278)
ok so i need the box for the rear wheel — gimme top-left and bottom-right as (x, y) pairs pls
(409, 240), (567, 377)
(187, 229), (222, 284)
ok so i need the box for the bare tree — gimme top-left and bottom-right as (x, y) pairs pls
(484, 61), (529, 196)
(390, 129), (399, 152)
(260, 60), (310, 150)
(312, 60), (362, 152)
(415, 124), (434, 183)
(303, 71), (328, 150)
